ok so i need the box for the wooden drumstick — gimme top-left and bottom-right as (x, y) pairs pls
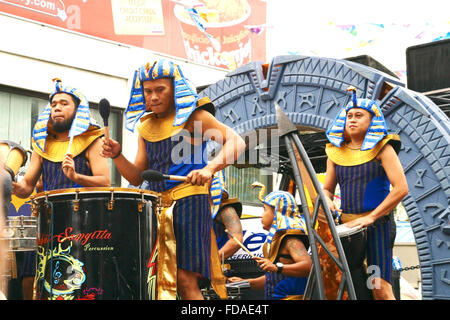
(67, 135), (74, 155)
(224, 229), (257, 260)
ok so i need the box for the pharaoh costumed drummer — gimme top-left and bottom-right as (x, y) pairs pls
(228, 186), (312, 300)
(101, 59), (246, 300)
(323, 87), (408, 300)
(10, 79), (110, 300)
(12, 79), (110, 198)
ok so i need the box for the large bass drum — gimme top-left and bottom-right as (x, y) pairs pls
(30, 187), (159, 300)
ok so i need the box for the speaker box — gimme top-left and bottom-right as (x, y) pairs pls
(406, 39), (450, 92)
(344, 55), (399, 79)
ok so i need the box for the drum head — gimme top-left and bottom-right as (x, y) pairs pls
(336, 224), (365, 238)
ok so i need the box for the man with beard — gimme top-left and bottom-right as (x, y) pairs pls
(10, 80), (110, 300)
(12, 79), (110, 197)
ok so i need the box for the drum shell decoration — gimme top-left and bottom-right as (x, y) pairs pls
(0, 140), (28, 179)
(31, 188), (158, 300)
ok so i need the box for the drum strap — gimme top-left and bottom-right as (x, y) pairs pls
(340, 212), (371, 223)
(156, 182), (227, 300)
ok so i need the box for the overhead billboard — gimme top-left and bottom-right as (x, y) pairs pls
(0, 0), (267, 70)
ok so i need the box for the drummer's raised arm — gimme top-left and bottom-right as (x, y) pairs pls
(12, 151), (42, 199)
(63, 137), (110, 187)
(101, 135), (147, 186)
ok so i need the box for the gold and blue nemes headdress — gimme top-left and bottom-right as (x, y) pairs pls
(210, 170), (242, 220)
(125, 59), (198, 132)
(32, 79), (97, 152)
(326, 86), (388, 151)
(262, 190), (307, 246)
(210, 170), (227, 219)
(251, 182), (307, 246)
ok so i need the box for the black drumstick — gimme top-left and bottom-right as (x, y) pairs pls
(141, 169), (186, 182)
(99, 98), (110, 140)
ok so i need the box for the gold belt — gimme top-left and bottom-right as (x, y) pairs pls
(340, 211), (371, 223)
(155, 182), (227, 300)
(159, 182), (209, 207)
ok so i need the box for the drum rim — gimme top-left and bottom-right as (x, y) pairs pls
(3, 237), (37, 240)
(30, 187), (161, 200)
(0, 139), (28, 166)
(6, 216), (37, 220)
(0, 139), (27, 152)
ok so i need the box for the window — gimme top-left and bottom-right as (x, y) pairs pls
(89, 104), (123, 187)
(0, 91), (47, 150)
(224, 165), (272, 205)
(0, 87), (122, 186)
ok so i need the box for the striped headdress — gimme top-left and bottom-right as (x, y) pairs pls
(210, 170), (227, 220)
(326, 86), (388, 151)
(210, 170), (242, 220)
(32, 79), (97, 152)
(262, 190), (307, 246)
(125, 59), (198, 132)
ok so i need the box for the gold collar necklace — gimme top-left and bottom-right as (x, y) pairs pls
(345, 142), (362, 150)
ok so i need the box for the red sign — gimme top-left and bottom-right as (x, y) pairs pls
(0, 0), (266, 70)
(1, 0), (65, 17)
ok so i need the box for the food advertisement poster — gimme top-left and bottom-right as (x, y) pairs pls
(0, 0), (267, 70)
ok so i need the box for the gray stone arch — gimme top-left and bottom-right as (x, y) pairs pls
(199, 55), (450, 300)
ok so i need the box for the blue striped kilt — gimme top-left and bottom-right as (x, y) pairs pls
(367, 218), (394, 283)
(173, 194), (212, 279)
